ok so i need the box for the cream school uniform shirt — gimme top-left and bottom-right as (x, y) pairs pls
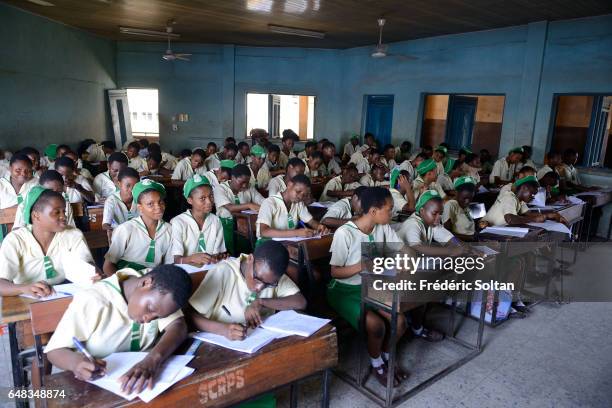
(443, 200), (475, 236)
(359, 174), (389, 187)
(13, 193), (75, 229)
(86, 144), (107, 163)
(320, 159), (342, 177)
(322, 198), (353, 221)
(412, 176), (447, 200)
(171, 157), (196, 181)
(350, 153), (371, 174)
(267, 175), (287, 196)
(93, 171), (117, 199)
(437, 173), (454, 191)
(103, 192), (138, 227)
(398, 160), (415, 181)
(170, 210), (226, 256)
(0, 177), (38, 209)
(205, 153), (221, 171)
(397, 213), (454, 245)
(304, 163), (322, 179)
(200, 170), (220, 188)
(330, 221), (402, 285)
(257, 162), (275, 189)
(189, 255), (300, 324)
(213, 181), (265, 219)
(105, 217), (174, 268)
(389, 188), (408, 217)
(0, 226), (93, 285)
(462, 164), (481, 183)
(482, 190), (529, 226)
(558, 164), (580, 184)
(297, 150), (308, 161)
(128, 156), (146, 172)
(380, 158), (397, 170)
(343, 142), (357, 158)
(255, 194), (313, 238)
(320, 176), (360, 202)
(536, 164), (557, 181)
(278, 150), (296, 169)
(44, 268), (183, 358)
(64, 175), (94, 204)
(489, 158), (516, 184)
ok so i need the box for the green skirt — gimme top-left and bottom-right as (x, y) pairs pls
(254, 237), (271, 249)
(220, 217), (235, 256)
(117, 260), (147, 274)
(326, 279), (362, 331)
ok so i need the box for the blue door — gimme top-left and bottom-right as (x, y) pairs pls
(364, 95), (394, 147)
(446, 95), (477, 150)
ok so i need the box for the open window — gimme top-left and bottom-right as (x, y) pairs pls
(126, 88), (159, 142)
(550, 95), (612, 168)
(420, 94), (506, 157)
(246, 93), (315, 140)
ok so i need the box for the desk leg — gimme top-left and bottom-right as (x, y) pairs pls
(321, 369), (330, 408)
(289, 382), (298, 408)
(385, 293), (399, 407)
(8, 322), (27, 408)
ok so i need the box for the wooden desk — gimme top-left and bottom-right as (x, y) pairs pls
(0, 205), (18, 234)
(575, 191), (612, 240)
(310, 182), (325, 202)
(307, 205), (328, 222)
(234, 212), (258, 248)
(84, 205), (104, 231)
(44, 325), (338, 408)
(84, 230), (109, 250)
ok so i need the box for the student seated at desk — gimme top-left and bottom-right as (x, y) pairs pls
(257, 144), (284, 189)
(327, 187), (408, 386)
(41, 144), (57, 170)
(461, 153), (482, 184)
(93, 152), (129, 200)
(278, 130), (297, 168)
(141, 151), (172, 177)
(557, 148), (596, 192)
(539, 171), (566, 204)
(499, 166), (536, 194)
(201, 160), (233, 188)
(342, 134), (360, 162)
(21, 147), (44, 179)
(320, 164), (360, 202)
(214, 164), (265, 254)
(304, 151), (325, 181)
(360, 164), (389, 187)
(443, 176), (479, 241)
(256, 174), (328, 243)
(432, 145), (447, 176)
(235, 141), (251, 165)
(45, 265), (192, 393)
(482, 176), (566, 226)
(126, 142), (147, 173)
(412, 159), (446, 201)
(520, 145), (537, 171)
(148, 143), (177, 172)
(0, 186), (95, 297)
(388, 169), (415, 217)
(350, 147), (377, 177)
(102, 167), (139, 241)
(248, 144), (266, 189)
(0, 153), (38, 210)
(203, 142), (221, 171)
(489, 147), (523, 186)
(437, 158), (461, 193)
(397, 153), (426, 182)
(221, 143), (238, 163)
(536, 150), (562, 183)
(171, 148), (206, 181)
(63, 150), (93, 181)
(297, 141), (316, 161)
(55, 157), (96, 204)
(13, 170), (75, 229)
(320, 186), (366, 228)
(320, 142), (342, 177)
(187, 240), (306, 340)
(104, 180), (173, 275)
(380, 144), (397, 171)
(268, 157), (306, 196)
(171, 175), (226, 266)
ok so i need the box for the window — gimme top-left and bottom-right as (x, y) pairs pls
(126, 89), (159, 138)
(246, 93), (315, 140)
(550, 95), (612, 168)
(420, 94), (506, 157)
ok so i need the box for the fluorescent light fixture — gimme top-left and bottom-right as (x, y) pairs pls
(119, 27), (180, 38)
(268, 25), (325, 39)
(26, 0), (55, 6)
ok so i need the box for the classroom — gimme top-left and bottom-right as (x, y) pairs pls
(1, 1), (612, 407)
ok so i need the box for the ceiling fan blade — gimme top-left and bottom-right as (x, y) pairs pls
(174, 53), (192, 57)
(175, 56), (191, 61)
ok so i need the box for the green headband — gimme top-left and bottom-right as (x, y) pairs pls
(23, 186), (49, 225)
(416, 158), (437, 176)
(415, 190), (441, 213)
(183, 174), (210, 199)
(250, 145), (266, 158)
(514, 175), (539, 189)
(132, 179), (166, 203)
(351, 134), (360, 140)
(435, 145), (448, 155)
(460, 147), (473, 154)
(444, 158), (456, 174)
(44, 144), (58, 160)
(509, 147), (524, 154)
(389, 168), (400, 189)
(454, 175), (477, 189)
(220, 159), (236, 169)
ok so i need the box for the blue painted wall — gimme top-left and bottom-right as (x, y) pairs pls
(0, 4), (116, 152)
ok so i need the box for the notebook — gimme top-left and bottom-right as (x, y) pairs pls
(480, 226), (529, 238)
(88, 352), (194, 402)
(176, 263), (217, 274)
(19, 283), (79, 301)
(260, 310), (330, 337)
(272, 233), (332, 242)
(193, 327), (279, 354)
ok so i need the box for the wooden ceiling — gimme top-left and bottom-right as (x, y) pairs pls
(4, 0), (612, 48)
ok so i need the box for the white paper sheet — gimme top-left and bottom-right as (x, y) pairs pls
(309, 201), (334, 208)
(240, 210), (259, 214)
(530, 189), (547, 207)
(567, 196), (585, 205)
(480, 226), (529, 238)
(527, 220), (572, 236)
(468, 203), (486, 219)
(20, 290), (72, 302)
(193, 327), (279, 354)
(477, 185), (489, 194)
(528, 205), (565, 211)
(260, 310), (330, 337)
(63, 257), (97, 287)
(472, 245), (500, 256)
(271, 233), (332, 243)
(176, 263), (216, 274)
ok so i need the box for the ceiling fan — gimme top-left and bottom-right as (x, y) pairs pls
(163, 23), (191, 62)
(371, 18), (418, 61)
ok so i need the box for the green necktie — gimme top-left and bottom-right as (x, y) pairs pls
(287, 214), (295, 229)
(130, 322), (141, 351)
(145, 240), (156, 263)
(17, 194), (23, 205)
(197, 233), (206, 252)
(43, 256), (57, 279)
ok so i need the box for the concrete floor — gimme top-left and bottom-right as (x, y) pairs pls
(1, 301), (610, 407)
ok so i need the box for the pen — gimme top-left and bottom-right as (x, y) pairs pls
(222, 305), (247, 330)
(72, 337), (95, 363)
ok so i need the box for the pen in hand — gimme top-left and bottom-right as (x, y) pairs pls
(72, 337), (106, 379)
(222, 305), (247, 339)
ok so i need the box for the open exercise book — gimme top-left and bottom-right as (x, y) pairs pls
(480, 226), (529, 238)
(88, 352), (194, 403)
(19, 283), (80, 301)
(192, 310), (330, 354)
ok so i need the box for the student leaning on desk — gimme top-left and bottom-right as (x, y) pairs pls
(45, 265), (192, 395)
